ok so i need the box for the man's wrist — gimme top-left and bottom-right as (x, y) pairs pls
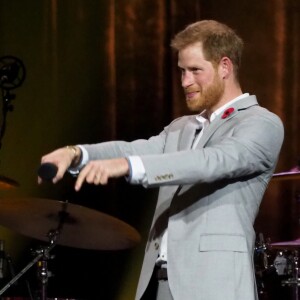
(66, 145), (82, 167)
(127, 156), (146, 184)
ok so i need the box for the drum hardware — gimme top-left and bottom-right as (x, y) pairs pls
(0, 222), (59, 299)
(271, 238), (300, 250)
(255, 233), (271, 271)
(273, 251), (289, 276)
(0, 175), (19, 190)
(0, 240), (17, 286)
(0, 197), (141, 250)
(0, 197), (141, 298)
(271, 241), (300, 300)
(254, 233), (274, 298)
(254, 235), (299, 299)
(255, 168), (300, 299)
(272, 168), (300, 182)
(0, 200), (73, 299)
(280, 250), (300, 300)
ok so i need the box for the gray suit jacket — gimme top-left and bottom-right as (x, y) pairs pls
(83, 95), (284, 300)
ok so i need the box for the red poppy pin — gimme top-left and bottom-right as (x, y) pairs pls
(221, 107), (235, 119)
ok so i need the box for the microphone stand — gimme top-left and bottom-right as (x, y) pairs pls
(0, 88), (15, 150)
(0, 55), (25, 150)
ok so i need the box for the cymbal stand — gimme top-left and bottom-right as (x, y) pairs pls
(35, 238), (56, 300)
(0, 237), (56, 298)
(0, 201), (69, 299)
(35, 202), (69, 300)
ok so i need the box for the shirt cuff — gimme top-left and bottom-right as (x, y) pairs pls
(68, 145), (89, 175)
(127, 155), (146, 184)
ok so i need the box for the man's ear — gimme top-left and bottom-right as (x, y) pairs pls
(218, 57), (233, 79)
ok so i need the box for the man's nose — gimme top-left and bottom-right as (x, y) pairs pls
(181, 72), (193, 88)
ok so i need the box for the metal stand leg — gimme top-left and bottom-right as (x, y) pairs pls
(0, 230), (59, 298)
(36, 245), (53, 300)
(293, 251), (299, 300)
(0, 250), (43, 296)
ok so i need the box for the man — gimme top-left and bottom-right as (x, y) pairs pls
(39, 20), (284, 300)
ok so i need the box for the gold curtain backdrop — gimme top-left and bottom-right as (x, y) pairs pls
(0, 0), (299, 299)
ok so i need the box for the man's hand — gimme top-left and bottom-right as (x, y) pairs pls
(75, 158), (130, 191)
(38, 146), (80, 184)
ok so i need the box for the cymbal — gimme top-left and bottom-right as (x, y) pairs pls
(272, 171), (300, 181)
(0, 197), (141, 250)
(0, 175), (19, 189)
(271, 238), (300, 249)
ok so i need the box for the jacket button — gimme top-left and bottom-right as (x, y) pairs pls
(154, 242), (159, 250)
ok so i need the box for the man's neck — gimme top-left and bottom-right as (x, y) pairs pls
(207, 85), (243, 116)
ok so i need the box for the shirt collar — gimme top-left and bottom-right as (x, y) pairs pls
(196, 93), (250, 125)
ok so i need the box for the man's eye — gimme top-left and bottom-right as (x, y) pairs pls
(192, 68), (201, 74)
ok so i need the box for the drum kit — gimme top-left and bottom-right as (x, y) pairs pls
(1, 167), (300, 299)
(0, 175), (141, 300)
(255, 168), (300, 300)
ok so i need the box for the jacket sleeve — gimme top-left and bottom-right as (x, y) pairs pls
(140, 111), (284, 187)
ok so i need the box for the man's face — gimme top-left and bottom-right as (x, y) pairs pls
(178, 43), (225, 112)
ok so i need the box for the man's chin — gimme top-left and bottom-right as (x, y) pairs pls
(187, 106), (200, 112)
(186, 100), (203, 112)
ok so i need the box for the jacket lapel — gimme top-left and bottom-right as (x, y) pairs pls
(196, 111), (235, 148)
(178, 117), (203, 151)
(196, 95), (259, 149)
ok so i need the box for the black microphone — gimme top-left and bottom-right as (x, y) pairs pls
(0, 56), (26, 89)
(38, 163), (58, 181)
(0, 61), (19, 83)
